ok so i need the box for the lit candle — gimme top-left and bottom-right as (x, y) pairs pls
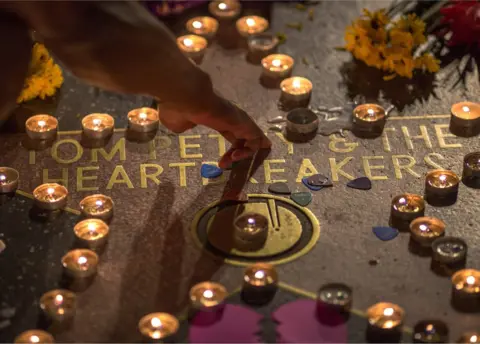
(33, 183), (68, 210)
(25, 114), (58, 140)
(316, 283), (353, 315)
(176, 34), (208, 61)
(138, 313), (179, 341)
(127, 107), (159, 133)
(233, 212), (269, 248)
(236, 15), (269, 37)
(286, 108), (319, 137)
(409, 217), (446, 247)
(189, 281), (227, 311)
(73, 219), (110, 251)
(14, 330), (55, 344)
(0, 167), (19, 194)
(208, 0), (242, 19)
(186, 16), (219, 39)
(352, 104), (386, 136)
(413, 320), (449, 343)
(39, 289), (76, 323)
(457, 332), (480, 343)
(425, 170), (460, 205)
(242, 263), (278, 305)
(261, 54), (294, 79)
(450, 101), (480, 136)
(390, 193), (425, 231)
(82, 113), (114, 139)
(246, 33), (279, 61)
(451, 269), (480, 312)
(61, 249), (99, 279)
(462, 152), (480, 188)
(366, 302), (405, 342)
(280, 76), (313, 106)
(79, 194), (114, 220)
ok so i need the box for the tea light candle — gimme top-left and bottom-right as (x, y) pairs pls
(82, 113), (114, 139)
(450, 101), (480, 133)
(74, 219), (110, 251)
(390, 193), (425, 230)
(189, 281), (227, 311)
(25, 114), (58, 140)
(352, 103), (386, 135)
(241, 263), (278, 305)
(462, 152), (480, 187)
(280, 76), (313, 104)
(61, 249), (99, 278)
(127, 107), (159, 133)
(186, 16), (219, 39)
(261, 54), (294, 79)
(409, 217), (446, 247)
(425, 169), (460, 205)
(0, 167), (19, 194)
(14, 330), (55, 344)
(432, 236), (468, 266)
(316, 283), (353, 314)
(367, 302), (405, 330)
(247, 33), (279, 57)
(286, 108), (319, 135)
(33, 183), (68, 210)
(413, 320), (449, 343)
(138, 312), (179, 341)
(176, 35), (208, 60)
(79, 194), (114, 220)
(208, 0), (241, 19)
(236, 16), (269, 37)
(39, 289), (76, 323)
(457, 332), (480, 343)
(451, 269), (480, 311)
(233, 212), (269, 245)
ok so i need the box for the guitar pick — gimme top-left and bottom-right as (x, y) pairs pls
(291, 192), (312, 207)
(306, 174), (332, 187)
(201, 164), (223, 179)
(302, 178), (323, 191)
(268, 182), (291, 195)
(372, 226), (399, 241)
(347, 177), (372, 190)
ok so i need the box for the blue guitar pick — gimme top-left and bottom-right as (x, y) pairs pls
(302, 177), (323, 191)
(201, 164), (223, 179)
(372, 226), (399, 241)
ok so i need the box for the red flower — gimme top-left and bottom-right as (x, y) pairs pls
(441, 0), (480, 48)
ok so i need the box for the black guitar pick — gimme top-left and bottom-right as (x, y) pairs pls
(268, 182), (291, 195)
(307, 174), (333, 187)
(347, 177), (372, 190)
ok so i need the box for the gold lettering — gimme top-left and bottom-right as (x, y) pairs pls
(169, 162), (196, 187)
(91, 138), (126, 163)
(140, 163), (163, 188)
(401, 125), (432, 150)
(201, 161), (225, 185)
(275, 133), (294, 155)
(362, 156), (388, 180)
(264, 159), (287, 184)
(295, 158), (318, 182)
(208, 134), (226, 157)
(43, 168), (68, 188)
(435, 124), (462, 148)
(29, 151), (35, 165)
(329, 157), (354, 182)
(148, 136), (172, 159)
(106, 165), (134, 189)
(179, 135), (202, 159)
(52, 139), (83, 164)
(249, 177), (259, 184)
(381, 127), (396, 152)
(424, 153), (446, 170)
(328, 134), (358, 153)
(77, 166), (99, 191)
(392, 155), (421, 179)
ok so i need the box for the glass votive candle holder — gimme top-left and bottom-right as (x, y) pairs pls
(412, 320), (449, 343)
(462, 152), (480, 188)
(280, 76), (313, 109)
(316, 283), (353, 317)
(246, 33), (279, 63)
(390, 193), (425, 231)
(138, 312), (179, 342)
(127, 108), (159, 133)
(61, 249), (99, 279)
(431, 236), (468, 277)
(233, 212), (269, 250)
(82, 113), (114, 139)
(352, 103), (386, 137)
(0, 167), (19, 194)
(25, 114), (58, 140)
(424, 169), (460, 206)
(409, 217), (446, 248)
(241, 263), (278, 305)
(14, 330), (55, 344)
(33, 183), (68, 210)
(449, 101), (480, 137)
(366, 302), (405, 342)
(285, 108), (318, 142)
(457, 332), (480, 343)
(39, 289), (76, 324)
(261, 54), (294, 80)
(186, 16), (219, 39)
(189, 281), (227, 326)
(451, 269), (480, 312)
(176, 34), (208, 62)
(208, 0), (242, 19)
(74, 219), (110, 251)
(79, 194), (114, 221)
(236, 15), (268, 37)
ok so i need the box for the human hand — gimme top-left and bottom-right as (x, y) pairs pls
(158, 94), (271, 169)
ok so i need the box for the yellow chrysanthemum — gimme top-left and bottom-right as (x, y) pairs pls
(345, 23), (366, 52)
(356, 9), (389, 44)
(389, 30), (414, 52)
(392, 14), (426, 46)
(414, 53), (440, 73)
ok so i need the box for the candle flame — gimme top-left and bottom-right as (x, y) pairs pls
(439, 174), (447, 183)
(471, 335), (478, 343)
(150, 317), (162, 328)
(272, 59), (281, 67)
(77, 256), (88, 265)
(367, 108), (375, 116)
(54, 294), (63, 305)
(184, 38), (193, 47)
(203, 289), (214, 299)
(88, 222), (97, 232)
(218, 2), (227, 10)
(466, 275), (476, 285)
(419, 224), (428, 232)
(254, 270), (265, 279)
(47, 187), (55, 195)
(95, 200), (103, 207)
(383, 307), (394, 316)
(37, 120), (46, 127)
(92, 118), (101, 126)
(247, 217), (255, 225)
(0, 175), (6, 181)
(192, 21), (203, 29)
(462, 106), (470, 113)
(292, 79), (301, 88)
(30, 335), (40, 343)
(246, 18), (256, 27)
(139, 112), (148, 120)
(398, 197), (406, 204)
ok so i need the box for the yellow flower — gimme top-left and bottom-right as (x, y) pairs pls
(392, 14), (426, 46)
(392, 57), (415, 79)
(356, 9), (389, 44)
(389, 30), (414, 52)
(362, 8), (390, 28)
(414, 53), (440, 73)
(345, 23), (365, 52)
